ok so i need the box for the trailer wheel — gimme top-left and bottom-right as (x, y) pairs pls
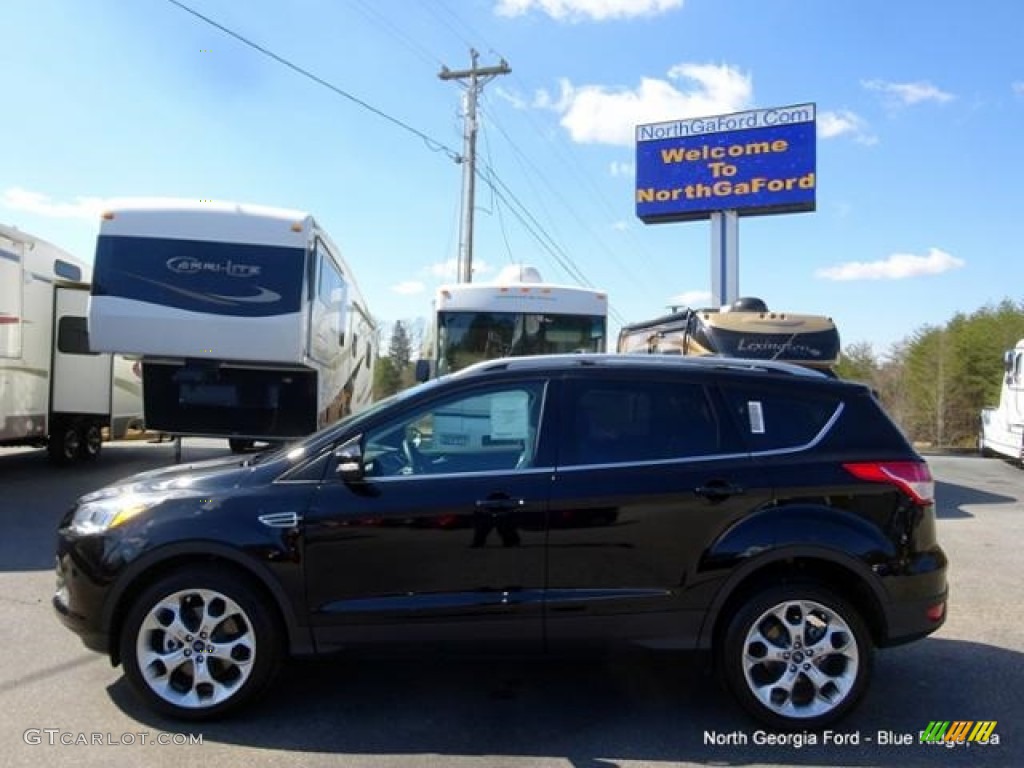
(79, 423), (103, 461)
(47, 420), (81, 466)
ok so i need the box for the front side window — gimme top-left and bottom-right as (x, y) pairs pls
(563, 377), (723, 466)
(363, 382), (545, 477)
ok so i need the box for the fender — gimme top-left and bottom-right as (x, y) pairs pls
(695, 504), (895, 649)
(101, 540), (313, 662)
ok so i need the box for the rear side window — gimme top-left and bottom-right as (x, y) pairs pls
(720, 384), (839, 452)
(562, 377), (725, 465)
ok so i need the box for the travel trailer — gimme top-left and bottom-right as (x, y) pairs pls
(979, 338), (1024, 463)
(617, 297), (841, 373)
(0, 224), (143, 464)
(417, 265), (608, 380)
(88, 200), (376, 451)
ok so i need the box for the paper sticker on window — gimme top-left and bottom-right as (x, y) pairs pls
(748, 401), (765, 434)
(490, 391), (530, 440)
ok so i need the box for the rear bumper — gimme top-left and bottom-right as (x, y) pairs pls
(879, 549), (948, 646)
(880, 587), (948, 647)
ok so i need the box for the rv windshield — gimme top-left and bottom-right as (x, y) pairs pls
(437, 311), (606, 375)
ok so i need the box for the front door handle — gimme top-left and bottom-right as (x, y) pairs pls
(475, 497), (525, 514)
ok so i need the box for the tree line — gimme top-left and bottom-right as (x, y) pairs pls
(836, 300), (1024, 448)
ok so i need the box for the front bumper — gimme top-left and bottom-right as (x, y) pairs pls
(53, 543), (114, 656)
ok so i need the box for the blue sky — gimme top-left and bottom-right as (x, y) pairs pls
(3, 0), (1023, 355)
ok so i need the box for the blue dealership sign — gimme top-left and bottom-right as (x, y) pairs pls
(635, 103), (816, 223)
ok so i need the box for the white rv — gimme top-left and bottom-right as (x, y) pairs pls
(0, 224), (144, 464)
(417, 265), (608, 380)
(979, 339), (1024, 463)
(87, 200), (377, 451)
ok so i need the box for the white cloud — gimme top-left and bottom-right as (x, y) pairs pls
(537, 62), (753, 147)
(609, 161), (635, 177)
(1013, 81), (1024, 96)
(1, 187), (109, 220)
(392, 281), (425, 296)
(669, 289), (711, 307)
(861, 79), (955, 105)
(815, 248), (964, 281)
(494, 86), (528, 110)
(611, 220), (628, 231)
(428, 259), (460, 279)
(427, 258), (492, 280)
(817, 110), (877, 145)
(495, 0), (684, 22)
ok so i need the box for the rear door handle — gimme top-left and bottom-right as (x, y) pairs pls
(694, 483), (745, 501)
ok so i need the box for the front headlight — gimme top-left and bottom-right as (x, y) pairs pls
(69, 494), (165, 535)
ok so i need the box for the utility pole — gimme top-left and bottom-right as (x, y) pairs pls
(439, 49), (510, 283)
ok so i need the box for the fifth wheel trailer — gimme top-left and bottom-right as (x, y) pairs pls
(617, 297), (841, 374)
(87, 200), (377, 451)
(0, 224), (144, 465)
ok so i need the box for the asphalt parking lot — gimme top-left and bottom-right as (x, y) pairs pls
(0, 441), (1020, 767)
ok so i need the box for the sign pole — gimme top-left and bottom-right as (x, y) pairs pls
(710, 210), (739, 306)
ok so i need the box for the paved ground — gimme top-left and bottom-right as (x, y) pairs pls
(0, 442), (1020, 767)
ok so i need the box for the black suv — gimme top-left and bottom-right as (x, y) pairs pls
(54, 354), (947, 727)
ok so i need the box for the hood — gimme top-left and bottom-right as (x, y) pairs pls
(78, 453), (273, 503)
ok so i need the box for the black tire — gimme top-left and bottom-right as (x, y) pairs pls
(228, 438), (255, 454)
(717, 584), (872, 730)
(977, 433), (995, 458)
(119, 566), (282, 721)
(47, 419), (80, 466)
(79, 423), (103, 461)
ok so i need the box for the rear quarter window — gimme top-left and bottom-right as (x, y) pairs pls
(720, 383), (840, 452)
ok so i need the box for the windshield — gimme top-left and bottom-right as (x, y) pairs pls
(437, 311), (606, 374)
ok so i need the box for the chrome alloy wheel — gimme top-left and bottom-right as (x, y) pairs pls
(135, 588), (256, 710)
(740, 599), (860, 720)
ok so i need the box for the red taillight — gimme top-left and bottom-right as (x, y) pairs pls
(842, 461), (935, 505)
(926, 602), (946, 622)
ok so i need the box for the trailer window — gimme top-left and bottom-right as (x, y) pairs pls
(316, 243), (347, 343)
(54, 259), (82, 282)
(57, 316), (98, 355)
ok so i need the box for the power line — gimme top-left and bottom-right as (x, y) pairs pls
(164, 0), (460, 162)
(349, 0), (443, 69)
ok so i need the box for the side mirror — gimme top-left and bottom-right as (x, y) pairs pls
(1004, 350), (1014, 373)
(333, 436), (364, 482)
(415, 359), (432, 383)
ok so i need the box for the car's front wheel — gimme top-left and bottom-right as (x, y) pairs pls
(120, 567), (281, 720)
(719, 584), (872, 730)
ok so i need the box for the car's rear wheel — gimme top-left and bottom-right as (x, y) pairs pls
(719, 584), (872, 730)
(120, 567), (281, 720)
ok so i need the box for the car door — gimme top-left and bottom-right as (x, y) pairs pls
(303, 377), (553, 653)
(544, 370), (773, 650)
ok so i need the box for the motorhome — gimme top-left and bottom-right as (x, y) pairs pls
(417, 265), (608, 380)
(0, 224), (143, 464)
(979, 338), (1024, 463)
(87, 200), (376, 451)
(617, 297), (840, 373)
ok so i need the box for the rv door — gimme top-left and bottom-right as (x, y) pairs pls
(52, 287), (113, 417)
